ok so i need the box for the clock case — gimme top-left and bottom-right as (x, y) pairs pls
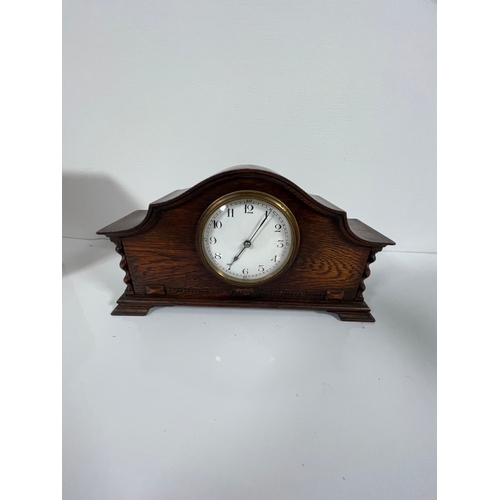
(97, 166), (395, 321)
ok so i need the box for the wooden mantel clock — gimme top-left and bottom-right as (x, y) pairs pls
(97, 166), (395, 321)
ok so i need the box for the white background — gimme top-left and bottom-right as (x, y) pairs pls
(3, 0), (500, 498)
(62, 0), (436, 253)
(60, 1), (438, 498)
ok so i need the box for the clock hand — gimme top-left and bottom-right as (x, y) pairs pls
(226, 212), (271, 270)
(226, 244), (248, 270)
(227, 238), (255, 269)
(247, 211), (270, 243)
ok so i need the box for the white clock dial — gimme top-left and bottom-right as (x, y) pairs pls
(198, 191), (299, 285)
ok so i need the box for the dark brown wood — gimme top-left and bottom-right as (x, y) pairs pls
(97, 165), (395, 321)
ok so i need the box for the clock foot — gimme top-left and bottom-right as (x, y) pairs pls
(111, 303), (152, 316)
(334, 311), (375, 322)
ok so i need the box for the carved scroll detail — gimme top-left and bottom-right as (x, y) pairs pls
(355, 249), (379, 301)
(110, 238), (134, 295)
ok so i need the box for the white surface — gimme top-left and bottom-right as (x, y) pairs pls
(62, 0), (436, 252)
(63, 238), (436, 500)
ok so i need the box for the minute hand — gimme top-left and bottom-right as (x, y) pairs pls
(247, 212), (270, 243)
(226, 212), (271, 270)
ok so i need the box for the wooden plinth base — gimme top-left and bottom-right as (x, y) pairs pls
(111, 293), (376, 322)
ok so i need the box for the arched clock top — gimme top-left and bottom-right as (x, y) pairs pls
(97, 165), (395, 248)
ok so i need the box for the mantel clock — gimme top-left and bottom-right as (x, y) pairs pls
(97, 166), (395, 321)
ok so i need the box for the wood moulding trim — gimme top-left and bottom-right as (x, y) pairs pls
(136, 287), (346, 301)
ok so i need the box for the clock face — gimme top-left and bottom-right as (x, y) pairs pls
(197, 191), (300, 285)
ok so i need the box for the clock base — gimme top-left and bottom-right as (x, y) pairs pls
(111, 303), (158, 316)
(334, 311), (375, 322)
(110, 293), (377, 322)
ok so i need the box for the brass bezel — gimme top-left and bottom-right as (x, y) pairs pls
(196, 190), (300, 286)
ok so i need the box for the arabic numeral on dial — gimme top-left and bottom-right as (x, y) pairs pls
(270, 255), (277, 262)
(258, 265), (265, 272)
(275, 224), (282, 232)
(244, 204), (254, 214)
(214, 252), (222, 260)
(227, 208), (234, 217)
(277, 240), (284, 248)
(242, 268), (249, 275)
(212, 220), (222, 229)
(209, 237), (217, 244)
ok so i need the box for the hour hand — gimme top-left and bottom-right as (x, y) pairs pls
(227, 240), (251, 269)
(226, 255), (238, 270)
